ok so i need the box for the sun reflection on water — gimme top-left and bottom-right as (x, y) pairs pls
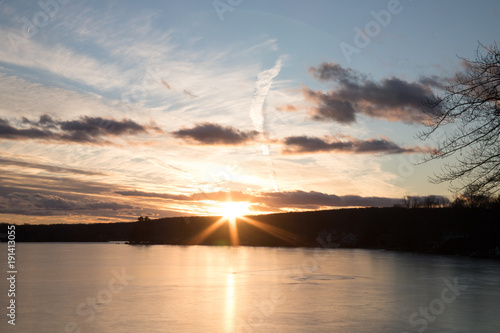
(224, 272), (236, 332)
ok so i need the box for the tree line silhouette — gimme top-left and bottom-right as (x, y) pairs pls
(3, 206), (499, 258)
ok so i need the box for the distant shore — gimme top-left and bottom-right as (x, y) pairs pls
(2, 207), (500, 259)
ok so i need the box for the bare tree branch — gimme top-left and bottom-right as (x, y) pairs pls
(419, 42), (500, 195)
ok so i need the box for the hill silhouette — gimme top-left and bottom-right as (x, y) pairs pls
(2, 207), (499, 258)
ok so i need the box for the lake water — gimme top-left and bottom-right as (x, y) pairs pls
(1, 243), (500, 332)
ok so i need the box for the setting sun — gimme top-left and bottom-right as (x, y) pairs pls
(220, 202), (250, 220)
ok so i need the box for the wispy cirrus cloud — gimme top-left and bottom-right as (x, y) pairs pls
(282, 135), (429, 155)
(114, 190), (190, 201)
(171, 123), (258, 145)
(0, 156), (104, 176)
(115, 189), (254, 202)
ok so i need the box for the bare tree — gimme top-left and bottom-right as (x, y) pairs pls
(420, 43), (500, 195)
(401, 195), (449, 208)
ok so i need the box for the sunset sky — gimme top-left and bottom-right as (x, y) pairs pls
(1, 0), (499, 224)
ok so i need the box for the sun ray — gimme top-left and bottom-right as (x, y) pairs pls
(188, 202), (303, 247)
(187, 217), (226, 245)
(239, 216), (301, 246)
(228, 217), (239, 246)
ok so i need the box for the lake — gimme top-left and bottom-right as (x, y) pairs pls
(1, 243), (500, 332)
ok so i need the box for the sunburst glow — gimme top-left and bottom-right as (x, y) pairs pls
(220, 202), (250, 220)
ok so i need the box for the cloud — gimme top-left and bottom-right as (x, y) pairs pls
(249, 58), (283, 134)
(115, 190), (190, 201)
(114, 188), (402, 210)
(302, 62), (442, 124)
(418, 75), (447, 89)
(59, 116), (156, 142)
(22, 114), (57, 128)
(183, 89), (198, 98)
(303, 88), (358, 123)
(282, 135), (427, 154)
(0, 115), (162, 144)
(189, 191), (254, 202)
(258, 191), (401, 210)
(0, 192), (133, 216)
(0, 157), (105, 176)
(171, 123), (259, 145)
(276, 104), (298, 112)
(115, 189), (253, 202)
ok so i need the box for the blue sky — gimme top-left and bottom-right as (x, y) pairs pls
(0, 0), (499, 223)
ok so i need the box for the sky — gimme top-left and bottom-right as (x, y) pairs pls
(0, 0), (499, 224)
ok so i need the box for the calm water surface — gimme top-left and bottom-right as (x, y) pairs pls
(1, 243), (500, 332)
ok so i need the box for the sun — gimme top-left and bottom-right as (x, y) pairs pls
(220, 202), (250, 220)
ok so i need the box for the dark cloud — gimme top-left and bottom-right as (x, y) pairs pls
(60, 117), (145, 135)
(0, 115), (162, 144)
(258, 191), (401, 209)
(114, 188), (402, 210)
(0, 192), (133, 216)
(171, 123), (258, 145)
(21, 114), (58, 129)
(0, 118), (53, 140)
(302, 62), (442, 124)
(309, 62), (367, 84)
(303, 89), (357, 123)
(282, 135), (426, 154)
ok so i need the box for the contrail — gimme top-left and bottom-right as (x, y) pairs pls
(249, 58), (283, 191)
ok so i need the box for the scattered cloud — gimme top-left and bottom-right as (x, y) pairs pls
(161, 80), (172, 90)
(276, 104), (298, 112)
(171, 123), (259, 145)
(183, 89), (198, 98)
(301, 62), (442, 124)
(0, 118), (53, 140)
(282, 135), (428, 154)
(0, 115), (163, 144)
